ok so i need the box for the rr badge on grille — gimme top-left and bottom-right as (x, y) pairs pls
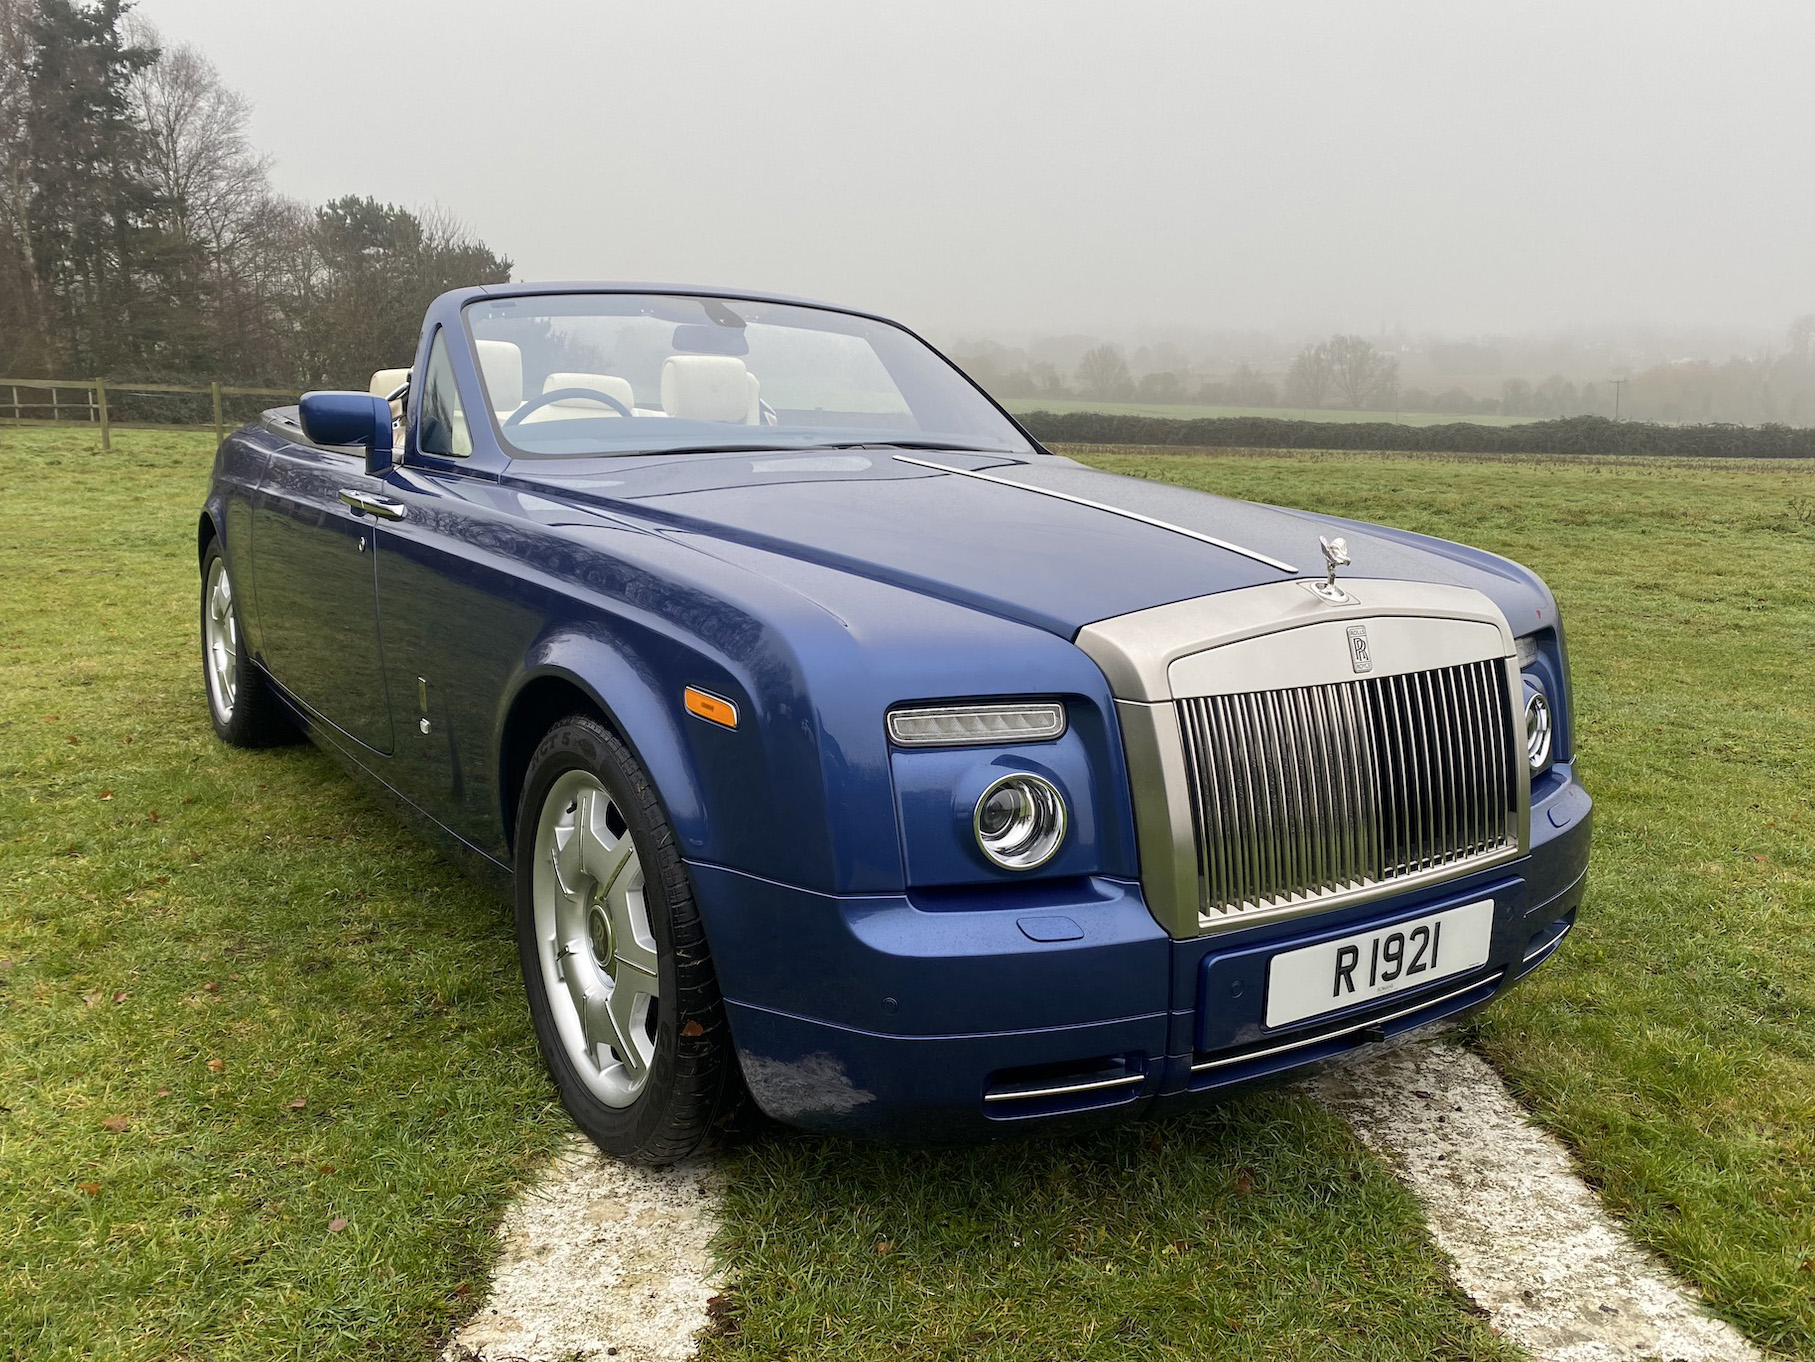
(1346, 624), (1373, 673)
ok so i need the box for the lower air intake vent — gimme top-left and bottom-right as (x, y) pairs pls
(982, 1055), (1146, 1119)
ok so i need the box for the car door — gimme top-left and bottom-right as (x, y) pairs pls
(367, 327), (543, 851)
(251, 431), (396, 754)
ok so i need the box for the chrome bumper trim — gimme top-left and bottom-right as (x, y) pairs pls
(1190, 969), (1505, 1074)
(1522, 917), (1573, 963)
(982, 1072), (1145, 1104)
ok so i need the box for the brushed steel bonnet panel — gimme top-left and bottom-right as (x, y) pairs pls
(1168, 615), (1505, 697)
(1076, 579), (1515, 704)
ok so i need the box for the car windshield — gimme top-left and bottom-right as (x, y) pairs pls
(463, 292), (1034, 458)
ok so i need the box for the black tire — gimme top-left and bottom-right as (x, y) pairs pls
(199, 539), (293, 748)
(513, 714), (744, 1163)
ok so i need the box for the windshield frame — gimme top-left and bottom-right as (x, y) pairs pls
(458, 288), (1043, 462)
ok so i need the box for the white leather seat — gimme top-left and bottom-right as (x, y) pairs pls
(476, 339), (523, 415)
(661, 355), (758, 423)
(369, 367), (410, 398)
(519, 372), (638, 423)
(369, 367), (411, 422)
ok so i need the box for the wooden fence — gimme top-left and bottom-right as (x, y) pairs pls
(0, 378), (302, 450)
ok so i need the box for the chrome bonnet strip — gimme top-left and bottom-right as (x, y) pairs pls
(891, 454), (1298, 573)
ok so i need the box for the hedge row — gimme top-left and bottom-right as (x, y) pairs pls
(1016, 411), (1815, 458)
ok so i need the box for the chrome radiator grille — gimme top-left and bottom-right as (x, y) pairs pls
(1175, 658), (1519, 920)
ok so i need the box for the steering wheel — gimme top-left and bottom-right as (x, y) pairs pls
(504, 386), (633, 426)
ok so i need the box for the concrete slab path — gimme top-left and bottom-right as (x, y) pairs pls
(451, 1039), (1762, 1362)
(1312, 1040), (1760, 1362)
(447, 1137), (721, 1362)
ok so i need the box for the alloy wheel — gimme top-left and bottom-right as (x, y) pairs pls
(530, 770), (661, 1107)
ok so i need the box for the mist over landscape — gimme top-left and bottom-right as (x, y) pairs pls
(6, 0), (1814, 424)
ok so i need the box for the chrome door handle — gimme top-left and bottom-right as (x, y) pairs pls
(338, 489), (407, 520)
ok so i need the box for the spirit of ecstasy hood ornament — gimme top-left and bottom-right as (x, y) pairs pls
(1310, 535), (1352, 603)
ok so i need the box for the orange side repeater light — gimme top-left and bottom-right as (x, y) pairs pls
(683, 686), (738, 729)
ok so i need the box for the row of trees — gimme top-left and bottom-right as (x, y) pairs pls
(967, 348), (1290, 407)
(1615, 321), (1815, 426)
(962, 335), (1408, 411)
(0, 0), (511, 388)
(961, 322), (1815, 424)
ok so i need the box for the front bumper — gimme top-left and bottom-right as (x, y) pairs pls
(694, 767), (1591, 1139)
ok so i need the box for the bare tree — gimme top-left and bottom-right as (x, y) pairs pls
(1027, 360), (1065, 396)
(1074, 343), (1132, 401)
(128, 22), (269, 255)
(1328, 334), (1398, 409)
(1789, 314), (1815, 364)
(126, 18), (284, 371)
(1225, 362), (1277, 407)
(1284, 341), (1333, 407)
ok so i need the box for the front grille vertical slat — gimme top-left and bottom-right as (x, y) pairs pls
(1387, 674), (1415, 874)
(1455, 663), (1481, 856)
(1438, 667), (1465, 862)
(1219, 695), (1258, 912)
(1179, 656), (1520, 923)
(1464, 658), (1492, 856)
(1417, 669), (1447, 868)
(1302, 687), (1333, 895)
(1276, 690), (1309, 899)
(1342, 678), (1384, 881)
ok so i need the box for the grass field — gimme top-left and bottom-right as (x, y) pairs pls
(0, 429), (569, 1359)
(1067, 443), (1815, 1357)
(999, 397), (1539, 426)
(2, 426), (1810, 1359)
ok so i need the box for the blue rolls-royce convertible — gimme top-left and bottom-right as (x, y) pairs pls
(197, 284), (1591, 1162)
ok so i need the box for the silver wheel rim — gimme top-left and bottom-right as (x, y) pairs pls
(204, 558), (237, 723)
(531, 770), (660, 1107)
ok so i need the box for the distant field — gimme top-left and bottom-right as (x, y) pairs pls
(1001, 397), (1540, 426)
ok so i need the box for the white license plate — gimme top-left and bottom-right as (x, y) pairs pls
(1264, 899), (1494, 1029)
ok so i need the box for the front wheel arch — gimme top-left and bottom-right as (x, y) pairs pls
(498, 672), (610, 856)
(494, 656), (708, 865)
(197, 510), (220, 566)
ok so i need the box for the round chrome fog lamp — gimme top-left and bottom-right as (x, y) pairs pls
(1524, 689), (1553, 772)
(973, 773), (1067, 870)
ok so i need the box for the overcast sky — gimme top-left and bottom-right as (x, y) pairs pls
(138, 0), (1815, 340)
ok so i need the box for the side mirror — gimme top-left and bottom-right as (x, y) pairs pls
(299, 391), (395, 475)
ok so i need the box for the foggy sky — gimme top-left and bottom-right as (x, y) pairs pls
(138, 0), (1815, 340)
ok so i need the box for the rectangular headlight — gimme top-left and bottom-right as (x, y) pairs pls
(886, 702), (1067, 748)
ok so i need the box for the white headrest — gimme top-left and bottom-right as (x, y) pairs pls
(544, 372), (635, 409)
(476, 339), (523, 410)
(369, 367), (411, 398)
(517, 372), (637, 424)
(661, 355), (752, 423)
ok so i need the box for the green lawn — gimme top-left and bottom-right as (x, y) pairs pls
(3, 426), (1810, 1359)
(1066, 443), (1815, 1357)
(0, 428), (568, 1359)
(1000, 398), (1539, 426)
